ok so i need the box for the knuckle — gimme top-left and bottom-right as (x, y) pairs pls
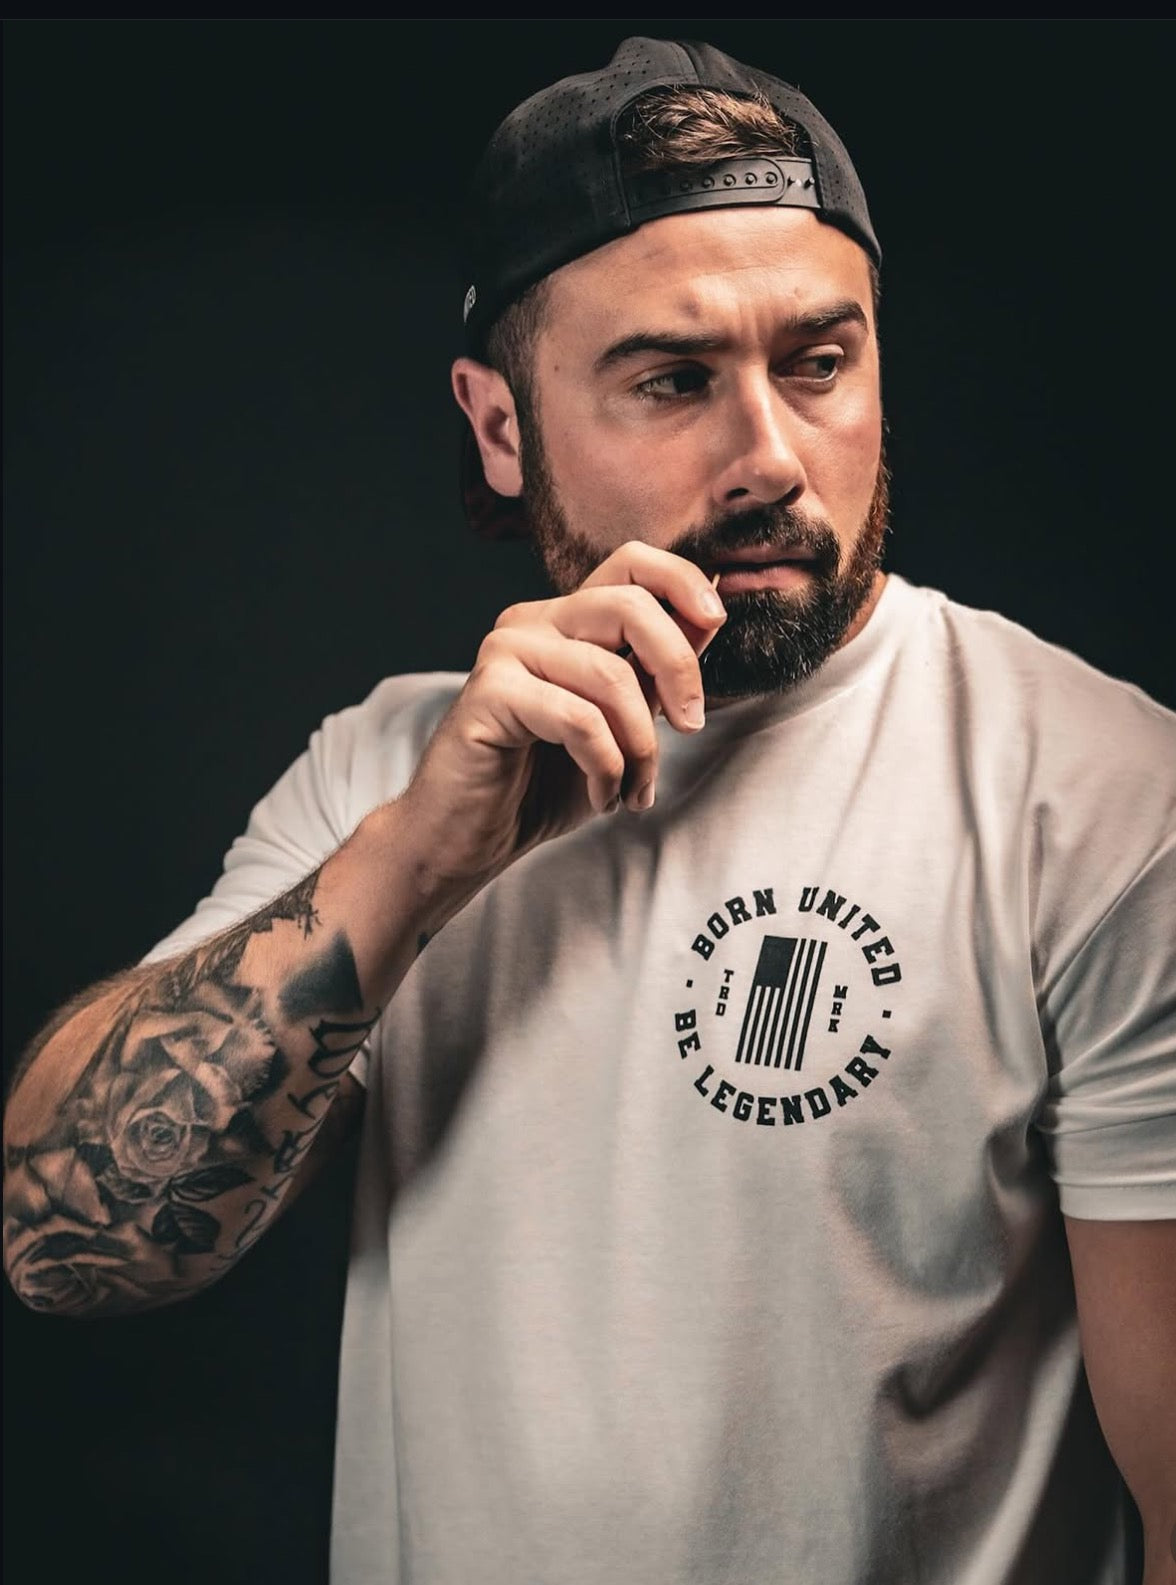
(565, 700), (618, 768)
(493, 602), (524, 630)
(470, 644), (523, 696)
(594, 652), (639, 696)
(619, 583), (659, 617)
(668, 647), (703, 689)
(634, 719), (661, 761)
(476, 628), (505, 660)
(630, 728), (659, 772)
(598, 681), (657, 759)
(598, 743), (627, 781)
(563, 695), (602, 737)
(494, 599), (545, 631)
(474, 629), (514, 670)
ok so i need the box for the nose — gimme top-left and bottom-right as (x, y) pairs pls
(710, 374), (806, 511)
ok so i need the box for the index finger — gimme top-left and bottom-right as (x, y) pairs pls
(583, 544), (724, 723)
(580, 541), (727, 638)
(616, 568), (723, 664)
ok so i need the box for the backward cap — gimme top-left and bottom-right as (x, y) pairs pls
(462, 35), (880, 356)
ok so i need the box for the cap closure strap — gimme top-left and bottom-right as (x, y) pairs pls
(625, 156), (819, 223)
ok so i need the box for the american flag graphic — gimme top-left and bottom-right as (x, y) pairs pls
(735, 935), (827, 1071)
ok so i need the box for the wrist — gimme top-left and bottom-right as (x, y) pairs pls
(352, 796), (486, 942)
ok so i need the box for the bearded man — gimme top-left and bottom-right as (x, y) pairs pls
(5, 36), (1174, 1585)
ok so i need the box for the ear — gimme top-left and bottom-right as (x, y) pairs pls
(451, 358), (524, 499)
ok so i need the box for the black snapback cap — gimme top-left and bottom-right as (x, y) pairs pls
(460, 35), (881, 538)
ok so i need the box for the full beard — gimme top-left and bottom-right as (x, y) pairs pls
(519, 418), (891, 699)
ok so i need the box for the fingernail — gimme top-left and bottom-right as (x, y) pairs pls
(636, 781), (656, 810)
(605, 795), (621, 814)
(682, 698), (705, 730)
(701, 590), (725, 619)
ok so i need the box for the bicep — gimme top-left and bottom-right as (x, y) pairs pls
(1064, 1214), (1176, 1574)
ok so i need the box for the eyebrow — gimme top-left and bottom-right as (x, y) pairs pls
(592, 298), (869, 374)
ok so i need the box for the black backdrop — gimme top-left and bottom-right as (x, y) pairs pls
(4, 21), (1172, 1584)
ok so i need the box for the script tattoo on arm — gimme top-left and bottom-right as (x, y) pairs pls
(4, 869), (376, 1315)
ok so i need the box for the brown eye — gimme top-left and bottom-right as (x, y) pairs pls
(790, 351), (842, 382)
(635, 366), (710, 401)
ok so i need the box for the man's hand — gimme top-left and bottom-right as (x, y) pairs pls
(398, 542), (727, 895)
(3, 543), (724, 1314)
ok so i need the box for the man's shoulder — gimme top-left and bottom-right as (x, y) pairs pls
(889, 581), (1174, 870)
(901, 577), (1173, 743)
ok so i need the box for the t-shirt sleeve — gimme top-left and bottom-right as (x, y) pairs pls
(140, 674), (464, 1089)
(1037, 831), (1176, 1221)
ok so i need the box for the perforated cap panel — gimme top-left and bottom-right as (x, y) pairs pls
(461, 35), (880, 355)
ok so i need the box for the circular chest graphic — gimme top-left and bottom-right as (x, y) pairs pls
(672, 881), (901, 1128)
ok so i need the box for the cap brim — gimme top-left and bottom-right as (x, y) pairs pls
(460, 424), (531, 541)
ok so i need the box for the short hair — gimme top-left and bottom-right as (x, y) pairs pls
(482, 84), (877, 417)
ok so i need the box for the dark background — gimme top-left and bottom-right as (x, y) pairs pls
(4, 20), (1171, 1583)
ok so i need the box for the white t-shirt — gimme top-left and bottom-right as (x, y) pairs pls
(150, 576), (1176, 1584)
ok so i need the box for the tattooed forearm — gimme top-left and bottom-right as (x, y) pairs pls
(217, 1060), (367, 1269)
(3, 868), (375, 1316)
(4, 972), (150, 1103)
(280, 930), (363, 1023)
(167, 869), (324, 999)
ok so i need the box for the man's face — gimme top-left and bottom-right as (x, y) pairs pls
(516, 206), (887, 698)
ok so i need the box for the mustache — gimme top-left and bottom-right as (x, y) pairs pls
(666, 503), (841, 575)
